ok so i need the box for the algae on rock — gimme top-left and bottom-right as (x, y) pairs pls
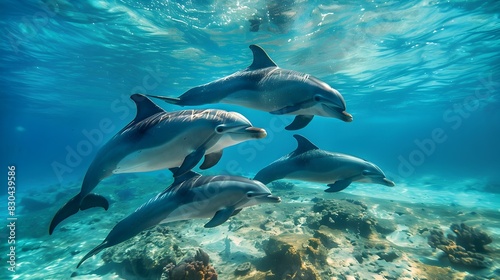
(259, 234), (322, 280)
(428, 223), (493, 269)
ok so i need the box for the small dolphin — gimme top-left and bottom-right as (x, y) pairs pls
(77, 170), (281, 268)
(148, 44), (352, 130)
(254, 135), (395, 192)
(49, 94), (267, 235)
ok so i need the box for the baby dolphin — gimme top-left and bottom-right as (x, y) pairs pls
(254, 135), (395, 192)
(148, 44), (352, 130)
(49, 94), (266, 235)
(77, 170), (281, 268)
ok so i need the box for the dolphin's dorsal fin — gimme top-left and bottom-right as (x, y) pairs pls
(157, 169), (202, 196)
(169, 168), (202, 186)
(291, 134), (319, 156)
(130, 93), (165, 123)
(246, 45), (278, 70)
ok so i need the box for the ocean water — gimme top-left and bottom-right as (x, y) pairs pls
(1, 0), (500, 279)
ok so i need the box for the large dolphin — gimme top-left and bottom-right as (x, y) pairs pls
(77, 170), (281, 268)
(254, 135), (395, 192)
(148, 44), (352, 130)
(49, 94), (267, 235)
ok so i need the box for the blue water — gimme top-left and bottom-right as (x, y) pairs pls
(2, 0), (499, 187)
(1, 0), (500, 278)
(3, 0), (500, 190)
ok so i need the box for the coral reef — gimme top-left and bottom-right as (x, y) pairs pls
(305, 238), (328, 266)
(308, 199), (395, 238)
(102, 226), (187, 279)
(161, 249), (217, 280)
(313, 226), (341, 249)
(428, 223), (493, 269)
(259, 234), (321, 280)
(234, 262), (253, 276)
(449, 223), (492, 253)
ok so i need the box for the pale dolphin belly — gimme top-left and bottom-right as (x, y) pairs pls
(113, 129), (215, 174)
(222, 88), (311, 113)
(159, 203), (215, 224)
(113, 141), (192, 173)
(285, 156), (363, 183)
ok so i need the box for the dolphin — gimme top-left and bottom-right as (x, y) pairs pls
(148, 44), (352, 130)
(254, 135), (395, 192)
(49, 94), (267, 235)
(77, 169), (281, 268)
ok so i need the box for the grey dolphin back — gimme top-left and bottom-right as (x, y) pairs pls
(253, 167), (279, 185)
(253, 134), (320, 185)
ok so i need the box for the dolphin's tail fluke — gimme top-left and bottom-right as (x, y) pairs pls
(49, 194), (82, 235)
(80, 193), (109, 210)
(147, 94), (182, 105)
(77, 241), (109, 268)
(49, 193), (109, 235)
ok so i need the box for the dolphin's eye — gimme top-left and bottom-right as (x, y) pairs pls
(313, 95), (321, 102)
(215, 126), (225, 133)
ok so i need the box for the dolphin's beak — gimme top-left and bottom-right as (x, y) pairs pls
(341, 111), (353, 122)
(263, 194), (281, 203)
(250, 192), (281, 203)
(322, 104), (353, 122)
(266, 194), (281, 203)
(244, 127), (267, 139)
(382, 178), (395, 187)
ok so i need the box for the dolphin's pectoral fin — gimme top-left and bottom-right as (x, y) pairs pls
(204, 207), (235, 228)
(231, 208), (243, 217)
(147, 94), (182, 105)
(80, 193), (109, 211)
(268, 103), (315, 130)
(200, 150), (223, 170)
(285, 115), (314, 130)
(325, 180), (352, 192)
(49, 194), (82, 235)
(175, 148), (206, 177)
